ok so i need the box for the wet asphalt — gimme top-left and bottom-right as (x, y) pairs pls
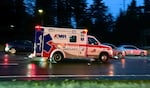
(0, 52), (150, 80)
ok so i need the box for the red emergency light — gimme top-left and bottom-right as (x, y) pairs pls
(81, 29), (88, 34)
(35, 25), (42, 31)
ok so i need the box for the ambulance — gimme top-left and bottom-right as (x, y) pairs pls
(29, 25), (113, 63)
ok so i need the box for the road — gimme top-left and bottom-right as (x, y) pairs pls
(0, 52), (150, 80)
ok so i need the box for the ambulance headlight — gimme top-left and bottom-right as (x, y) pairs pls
(28, 53), (35, 58)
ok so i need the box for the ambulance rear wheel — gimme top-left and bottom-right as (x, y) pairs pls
(99, 53), (109, 63)
(52, 52), (64, 62)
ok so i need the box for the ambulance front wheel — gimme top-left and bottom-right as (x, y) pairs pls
(99, 53), (109, 63)
(52, 52), (64, 62)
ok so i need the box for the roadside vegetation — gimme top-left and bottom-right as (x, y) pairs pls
(0, 44), (4, 51)
(1, 0), (150, 46)
(0, 80), (150, 88)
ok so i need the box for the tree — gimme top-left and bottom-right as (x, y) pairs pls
(69, 0), (87, 28)
(87, 0), (113, 42)
(57, 0), (72, 27)
(0, 0), (16, 42)
(35, 0), (73, 27)
(35, 0), (88, 28)
(115, 10), (127, 44)
(115, 0), (141, 45)
(90, 0), (107, 29)
(15, 0), (27, 30)
(0, 0), (16, 30)
(35, 0), (54, 26)
(23, 0), (35, 16)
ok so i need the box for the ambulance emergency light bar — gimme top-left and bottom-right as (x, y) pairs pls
(35, 25), (88, 33)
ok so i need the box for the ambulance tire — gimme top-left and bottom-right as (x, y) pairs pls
(99, 53), (109, 63)
(117, 52), (123, 59)
(52, 52), (64, 62)
(140, 52), (144, 56)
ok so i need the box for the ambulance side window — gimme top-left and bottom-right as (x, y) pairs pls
(70, 36), (77, 42)
(88, 37), (98, 45)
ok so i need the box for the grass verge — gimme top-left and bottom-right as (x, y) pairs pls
(0, 80), (150, 88)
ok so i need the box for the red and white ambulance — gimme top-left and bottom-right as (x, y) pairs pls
(29, 25), (113, 63)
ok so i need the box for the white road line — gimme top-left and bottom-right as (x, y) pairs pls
(0, 75), (150, 78)
(0, 63), (18, 65)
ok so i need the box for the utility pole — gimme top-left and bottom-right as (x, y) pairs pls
(123, 0), (126, 12)
(38, 9), (44, 25)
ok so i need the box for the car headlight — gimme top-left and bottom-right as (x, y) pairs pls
(5, 47), (10, 52)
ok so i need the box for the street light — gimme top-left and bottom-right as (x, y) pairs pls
(10, 25), (15, 30)
(38, 9), (44, 25)
(38, 9), (43, 14)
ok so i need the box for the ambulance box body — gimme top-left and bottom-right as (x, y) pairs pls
(31, 26), (113, 63)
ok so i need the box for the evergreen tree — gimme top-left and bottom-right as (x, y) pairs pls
(88, 0), (111, 41)
(0, 0), (15, 30)
(125, 0), (140, 44)
(35, 0), (55, 26)
(0, 0), (16, 42)
(35, 0), (72, 27)
(90, 0), (107, 29)
(115, 10), (129, 44)
(115, 0), (140, 45)
(57, 0), (72, 27)
(15, 0), (27, 30)
(24, 0), (35, 16)
(69, 0), (87, 28)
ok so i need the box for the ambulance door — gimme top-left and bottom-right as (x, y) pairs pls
(65, 35), (79, 58)
(78, 35), (87, 58)
(86, 36), (100, 58)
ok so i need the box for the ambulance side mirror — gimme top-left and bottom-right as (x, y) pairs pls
(95, 42), (98, 45)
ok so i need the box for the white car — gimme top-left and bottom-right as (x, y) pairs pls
(117, 45), (147, 56)
(103, 43), (125, 59)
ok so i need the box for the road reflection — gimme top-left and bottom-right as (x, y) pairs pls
(1, 53), (150, 80)
(3, 54), (9, 65)
(26, 60), (115, 78)
(27, 63), (36, 77)
(1, 54), (18, 67)
(121, 58), (126, 68)
(26, 62), (50, 77)
(108, 64), (114, 76)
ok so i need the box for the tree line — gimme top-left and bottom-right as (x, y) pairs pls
(0, 0), (150, 46)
